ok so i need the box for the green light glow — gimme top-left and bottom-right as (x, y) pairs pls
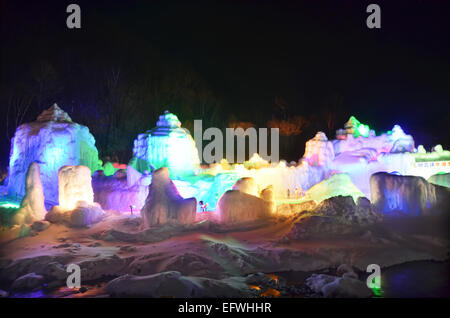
(0, 201), (20, 209)
(370, 277), (383, 297)
(103, 162), (117, 176)
(357, 124), (370, 138)
(346, 116), (372, 138)
(371, 287), (383, 297)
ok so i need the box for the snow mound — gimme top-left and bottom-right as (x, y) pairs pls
(428, 173), (450, 188)
(303, 173), (365, 203)
(216, 190), (273, 224)
(232, 177), (258, 196)
(106, 271), (251, 298)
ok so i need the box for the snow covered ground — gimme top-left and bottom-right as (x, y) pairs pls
(0, 208), (448, 298)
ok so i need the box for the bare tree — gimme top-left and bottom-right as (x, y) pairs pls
(6, 93), (34, 141)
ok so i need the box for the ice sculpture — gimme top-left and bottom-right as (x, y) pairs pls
(303, 173), (365, 203)
(13, 162), (47, 225)
(92, 165), (151, 213)
(46, 165), (105, 227)
(57, 165), (94, 210)
(303, 132), (335, 167)
(232, 177), (258, 196)
(370, 172), (450, 216)
(217, 189), (273, 224)
(332, 117), (414, 156)
(344, 116), (371, 138)
(7, 104), (101, 204)
(141, 167), (196, 227)
(389, 125), (415, 153)
(201, 172), (241, 209)
(130, 111), (200, 178)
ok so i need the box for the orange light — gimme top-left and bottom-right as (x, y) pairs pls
(266, 274), (278, 284)
(248, 284), (261, 291)
(261, 288), (281, 298)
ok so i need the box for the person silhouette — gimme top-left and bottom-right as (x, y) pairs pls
(199, 200), (208, 212)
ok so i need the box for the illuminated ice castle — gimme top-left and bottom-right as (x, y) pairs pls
(130, 111), (200, 178)
(7, 104), (101, 204)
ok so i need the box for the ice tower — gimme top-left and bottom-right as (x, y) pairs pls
(7, 104), (101, 204)
(130, 111), (200, 178)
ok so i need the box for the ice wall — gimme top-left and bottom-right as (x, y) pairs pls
(177, 160), (327, 211)
(333, 117), (414, 156)
(93, 166), (151, 212)
(7, 104), (101, 204)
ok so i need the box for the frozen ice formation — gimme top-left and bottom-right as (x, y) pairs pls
(140, 167), (197, 228)
(303, 173), (365, 203)
(92, 165), (150, 212)
(303, 132), (335, 167)
(343, 116), (372, 138)
(370, 172), (450, 216)
(58, 165), (94, 209)
(216, 190), (273, 224)
(6, 110), (450, 217)
(13, 162), (47, 225)
(332, 117), (414, 156)
(130, 111), (200, 178)
(45, 165), (105, 227)
(232, 177), (258, 196)
(36, 104), (72, 122)
(217, 177), (274, 224)
(260, 185), (276, 213)
(428, 173), (450, 188)
(7, 104), (101, 204)
(389, 125), (415, 153)
(260, 184), (275, 202)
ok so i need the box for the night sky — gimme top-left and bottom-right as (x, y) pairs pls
(1, 0), (449, 166)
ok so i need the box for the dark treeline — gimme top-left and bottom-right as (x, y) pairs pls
(1, 0), (449, 167)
